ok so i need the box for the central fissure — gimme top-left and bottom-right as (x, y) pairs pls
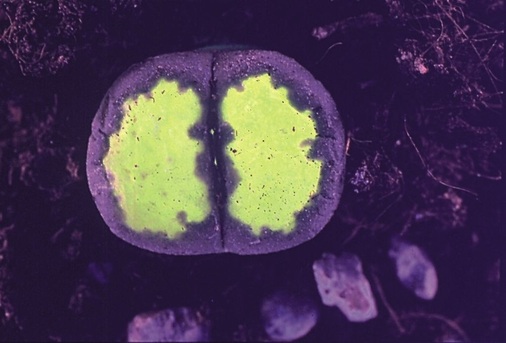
(207, 54), (227, 248)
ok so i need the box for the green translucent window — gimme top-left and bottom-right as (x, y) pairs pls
(103, 80), (210, 238)
(222, 74), (322, 235)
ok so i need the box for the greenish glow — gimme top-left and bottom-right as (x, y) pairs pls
(103, 79), (210, 238)
(222, 74), (322, 235)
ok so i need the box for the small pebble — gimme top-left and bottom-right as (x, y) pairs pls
(389, 238), (438, 300)
(127, 307), (209, 342)
(261, 291), (319, 341)
(313, 252), (377, 322)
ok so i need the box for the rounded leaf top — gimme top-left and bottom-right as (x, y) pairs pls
(87, 49), (345, 255)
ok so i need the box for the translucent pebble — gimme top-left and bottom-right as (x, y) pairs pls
(312, 252), (377, 322)
(389, 238), (438, 300)
(261, 291), (319, 341)
(127, 307), (209, 342)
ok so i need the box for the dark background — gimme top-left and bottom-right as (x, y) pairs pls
(0, 0), (502, 341)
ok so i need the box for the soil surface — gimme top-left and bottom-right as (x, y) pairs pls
(0, 0), (502, 341)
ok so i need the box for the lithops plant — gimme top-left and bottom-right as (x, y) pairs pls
(87, 49), (346, 255)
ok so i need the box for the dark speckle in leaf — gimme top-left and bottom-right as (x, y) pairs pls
(177, 211), (188, 225)
(300, 139), (313, 148)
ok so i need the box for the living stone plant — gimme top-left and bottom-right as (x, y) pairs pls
(87, 49), (346, 255)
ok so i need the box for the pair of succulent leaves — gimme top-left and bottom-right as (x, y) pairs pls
(87, 50), (345, 255)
